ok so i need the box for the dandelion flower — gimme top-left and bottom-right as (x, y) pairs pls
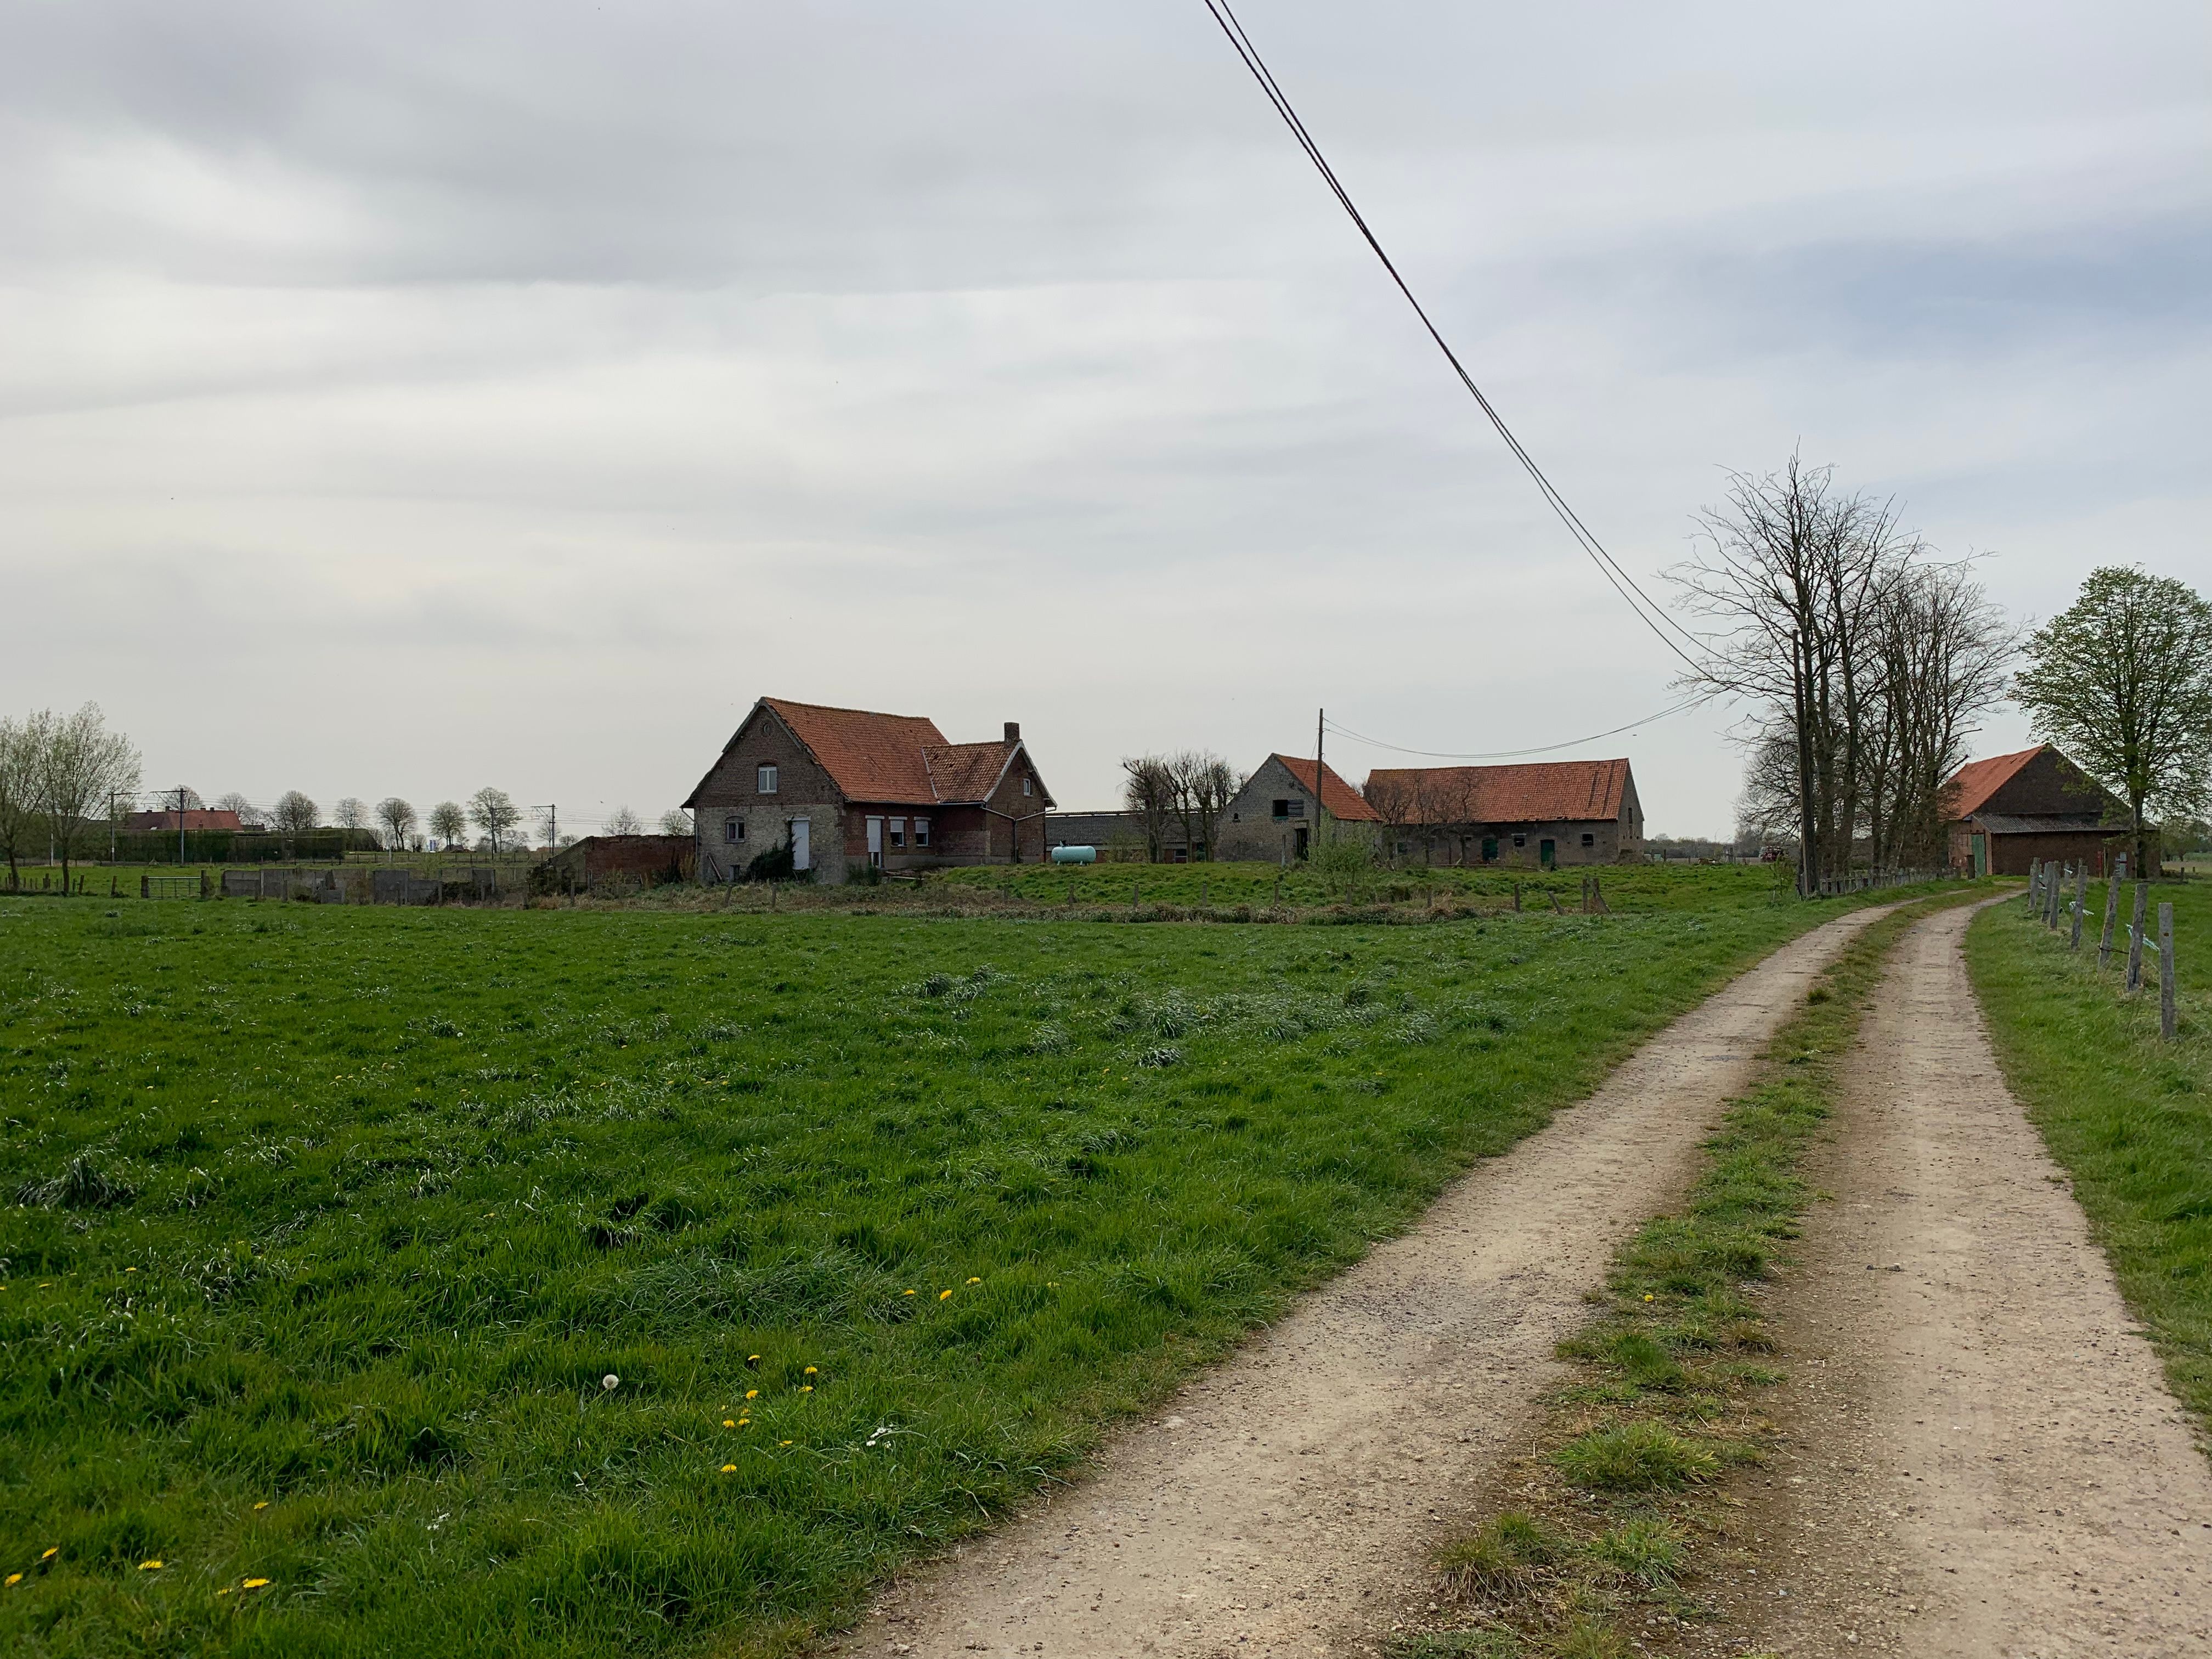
(738, 1418), (751, 1427)
(723, 1419), (736, 1428)
(902, 1289), (916, 1297)
(1641, 1294), (1654, 1303)
(125, 1267), (137, 1273)
(939, 1289), (953, 1301)
(216, 1587), (232, 1597)
(252, 1503), (268, 1511)
(138, 1560), (163, 1571)
(804, 1365), (817, 1375)
(40, 1549), (57, 1560)
(243, 1578), (270, 1590)
(800, 1385), (814, 1393)
(601, 1374), (620, 1391)
(778, 1440), (793, 1447)
(747, 1353), (761, 1364)
(720, 1464), (737, 1474)
(966, 1277), (981, 1285)
(4, 1574), (20, 1587)
(745, 1389), (759, 1400)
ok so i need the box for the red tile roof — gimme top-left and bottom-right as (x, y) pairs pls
(123, 809), (244, 833)
(687, 698), (1051, 808)
(1362, 759), (1632, 824)
(1943, 745), (2044, 821)
(1274, 756), (1383, 822)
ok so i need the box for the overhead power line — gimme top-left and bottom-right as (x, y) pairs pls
(1196, 0), (1714, 675)
(1324, 694), (1708, 762)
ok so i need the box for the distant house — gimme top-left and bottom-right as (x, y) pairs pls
(535, 834), (695, 893)
(1944, 745), (2121, 876)
(1215, 755), (1383, 862)
(122, 808), (244, 833)
(682, 697), (1054, 882)
(1359, 758), (1644, 868)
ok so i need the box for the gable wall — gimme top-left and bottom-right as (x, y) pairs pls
(692, 706), (850, 883)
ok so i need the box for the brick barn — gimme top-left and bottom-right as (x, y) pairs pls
(1360, 758), (1645, 867)
(1944, 744), (2122, 877)
(1214, 756), (1382, 862)
(682, 698), (1054, 883)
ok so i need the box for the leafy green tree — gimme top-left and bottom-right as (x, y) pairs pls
(2014, 566), (2212, 876)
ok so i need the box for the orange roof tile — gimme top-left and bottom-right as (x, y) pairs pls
(1943, 745), (2045, 821)
(1274, 755), (1383, 822)
(922, 742), (1018, 804)
(764, 697), (946, 802)
(1363, 759), (1632, 824)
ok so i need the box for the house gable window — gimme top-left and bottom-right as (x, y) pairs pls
(1271, 798), (1305, 822)
(724, 817), (746, 845)
(756, 763), (778, 794)
(1022, 775), (1034, 797)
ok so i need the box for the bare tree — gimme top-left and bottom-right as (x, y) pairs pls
(213, 791), (265, 828)
(658, 807), (694, 837)
(605, 805), (645, 836)
(0, 716), (40, 891)
(1362, 771), (1423, 864)
(1164, 750), (1242, 861)
(334, 797), (369, 832)
(468, 786), (521, 855)
(1120, 755), (1177, 862)
(376, 796), (417, 853)
(31, 703), (142, 895)
(2015, 566), (2212, 876)
(272, 791), (319, 833)
(428, 800), (467, 848)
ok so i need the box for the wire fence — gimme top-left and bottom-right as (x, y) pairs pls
(2028, 855), (2178, 1041)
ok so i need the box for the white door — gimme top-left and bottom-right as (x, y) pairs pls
(866, 816), (883, 867)
(789, 816), (811, 872)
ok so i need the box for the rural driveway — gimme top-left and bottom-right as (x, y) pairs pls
(1719, 901), (2212, 1657)
(823, 903), (1899, 1659)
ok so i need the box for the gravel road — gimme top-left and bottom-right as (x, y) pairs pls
(1713, 901), (2212, 1657)
(822, 905), (1898, 1659)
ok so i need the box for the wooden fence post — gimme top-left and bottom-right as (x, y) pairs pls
(2126, 883), (2147, 992)
(1513, 881), (1522, 913)
(2047, 864), (2064, 929)
(2098, 857), (2124, 967)
(2026, 859), (2040, 912)
(2159, 902), (2176, 1041)
(2070, 863), (2087, 949)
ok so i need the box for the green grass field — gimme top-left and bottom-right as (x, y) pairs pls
(1, 869), (1926, 1657)
(1967, 878), (2211, 1441)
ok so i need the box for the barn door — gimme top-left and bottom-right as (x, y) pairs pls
(789, 817), (811, 872)
(1539, 838), (1556, 868)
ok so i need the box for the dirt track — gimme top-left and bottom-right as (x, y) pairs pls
(823, 906), (1897, 1659)
(1718, 901), (2212, 1656)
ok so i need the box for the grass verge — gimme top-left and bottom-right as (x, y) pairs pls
(1398, 893), (1978, 1658)
(1965, 879), (2211, 1442)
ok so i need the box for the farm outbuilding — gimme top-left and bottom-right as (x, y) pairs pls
(1361, 758), (1644, 867)
(682, 697), (1054, 883)
(535, 834), (696, 894)
(1214, 756), (1381, 862)
(1944, 744), (2123, 876)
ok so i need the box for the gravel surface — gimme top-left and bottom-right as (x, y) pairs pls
(1701, 900), (2212, 1657)
(821, 907), (1898, 1659)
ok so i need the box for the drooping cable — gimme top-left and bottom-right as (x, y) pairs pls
(1197, 0), (1714, 674)
(1323, 693), (1708, 761)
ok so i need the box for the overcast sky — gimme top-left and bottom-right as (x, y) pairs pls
(3, 1), (2205, 836)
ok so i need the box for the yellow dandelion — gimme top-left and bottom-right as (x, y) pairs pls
(40, 1549), (57, 1561)
(738, 1417), (751, 1426)
(723, 1418), (736, 1428)
(4, 1574), (20, 1587)
(720, 1464), (737, 1474)
(745, 1389), (758, 1400)
(966, 1276), (981, 1285)
(747, 1353), (761, 1364)
(803, 1365), (817, 1375)
(252, 1502), (268, 1511)
(125, 1267), (137, 1273)
(778, 1440), (793, 1447)
(902, 1289), (916, 1297)
(138, 1560), (163, 1571)
(1642, 1293), (1654, 1302)
(939, 1289), (953, 1301)
(800, 1385), (813, 1393)
(242, 1578), (270, 1590)
(216, 1587), (232, 1597)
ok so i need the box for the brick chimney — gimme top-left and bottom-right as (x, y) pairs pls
(1004, 721), (1021, 743)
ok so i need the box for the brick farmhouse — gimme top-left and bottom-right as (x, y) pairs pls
(1360, 758), (1644, 867)
(682, 698), (1054, 883)
(1944, 744), (2122, 877)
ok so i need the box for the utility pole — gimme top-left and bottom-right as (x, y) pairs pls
(109, 791), (120, 865)
(176, 787), (189, 868)
(1313, 706), (1328, 853)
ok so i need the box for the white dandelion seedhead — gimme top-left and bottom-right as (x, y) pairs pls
(602, 1374), (620, 1391)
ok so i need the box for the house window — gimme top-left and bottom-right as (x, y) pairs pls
(1513, 833), (1526, 849)
(913, 817), (930, 848)
(756, 763), (778, 794)
(1272, 798), (1305, 822)
(1022, 776), (1034, 797)
(724, 817), (746, 845)
(889, 817), (906, 849)
(1581, 832), (1595, 848)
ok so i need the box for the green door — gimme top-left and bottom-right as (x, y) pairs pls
(1539, 838), (1556, 868)
(1481, 836), (1498, 864)
(1970, 832), (1987, 878)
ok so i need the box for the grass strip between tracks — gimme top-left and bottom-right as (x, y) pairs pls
(1396, 894), (1978, 1659)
